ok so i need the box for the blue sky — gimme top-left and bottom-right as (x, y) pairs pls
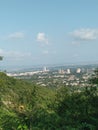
(0, 0), (98, 69)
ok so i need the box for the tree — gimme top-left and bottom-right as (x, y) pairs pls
(89, 68), (98, 85)
(0, 56), (3, 61)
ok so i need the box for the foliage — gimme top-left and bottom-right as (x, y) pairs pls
(0, 71), (98, 130)
(0, 56), (3, 61)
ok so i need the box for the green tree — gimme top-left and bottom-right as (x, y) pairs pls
(0, 56), (3, 61)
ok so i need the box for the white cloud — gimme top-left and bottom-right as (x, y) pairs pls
(8, 32), (25, 39)
(0, 48), (31, 60)
(70, 28), (98, 41)
(42, 50), (49, 54)
(6, 51), (31, 59)
(37, 32), (48, 44)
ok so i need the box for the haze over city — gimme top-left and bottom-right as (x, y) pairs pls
(0, 0), (98, 70)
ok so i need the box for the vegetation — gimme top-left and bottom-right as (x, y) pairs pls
(0, 56), (3, 61)
(0, 71), (98, 130)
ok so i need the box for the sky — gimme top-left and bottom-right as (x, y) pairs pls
(0, 0), (98, 70)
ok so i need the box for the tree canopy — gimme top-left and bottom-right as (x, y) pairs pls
(0, 56), (3, 61)
(0, 71), (98, 130)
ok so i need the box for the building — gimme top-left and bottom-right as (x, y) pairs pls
(66, 69), (71, 74)
(76, 68), (81, 73)
(43, 66), (49, 72)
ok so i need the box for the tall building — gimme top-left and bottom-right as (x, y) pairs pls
(66, 69), (71, 74)
(58, 69), (65, 74)
(43, 66), (49, 72)
(76, 68), (81, 73)
(43, 66), (47, 72)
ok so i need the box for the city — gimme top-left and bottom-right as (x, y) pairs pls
(6, 64), (97, 88)
(0, 0), (98, 129)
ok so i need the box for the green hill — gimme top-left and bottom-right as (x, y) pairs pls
(0, 72), (98, 130)
(0, 72), (56, 130)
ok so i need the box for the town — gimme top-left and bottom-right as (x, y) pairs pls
(6, 64), (97, 88)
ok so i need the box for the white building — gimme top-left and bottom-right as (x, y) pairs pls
(43, 66), (49, 72)
(43, 66), (47, 72)
(76, 68), (81, 73)
(58, 69), (65, 74)
(66, 69), (71, 74)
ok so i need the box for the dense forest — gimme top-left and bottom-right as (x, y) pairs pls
(0, 71), (98, 130)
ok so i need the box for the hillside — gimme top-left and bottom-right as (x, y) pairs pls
(0, 72), (56, 130)
(0, 72), (98, 130)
